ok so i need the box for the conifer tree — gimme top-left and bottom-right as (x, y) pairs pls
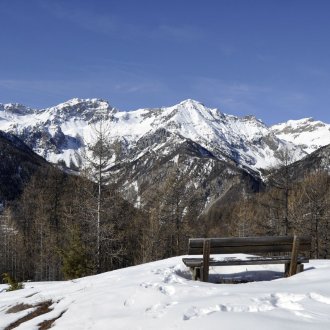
(61, 226), (93, 279)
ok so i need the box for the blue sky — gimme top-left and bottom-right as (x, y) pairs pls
(0, 0), (330, 125)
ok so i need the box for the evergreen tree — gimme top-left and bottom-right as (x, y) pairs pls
(61, 226), (93, 279)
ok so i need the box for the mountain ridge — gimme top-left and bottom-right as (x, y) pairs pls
(271, 117), (330, 153)
(2, 97), (326, 172)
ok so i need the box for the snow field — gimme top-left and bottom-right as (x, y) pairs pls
(1, 257), (330, 329)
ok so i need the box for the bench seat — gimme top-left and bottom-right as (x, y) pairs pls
(182, 255), (309, 268)
(183, 236), (311, 282)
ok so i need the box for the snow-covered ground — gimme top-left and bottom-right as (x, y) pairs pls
(1, 256), (330, 329)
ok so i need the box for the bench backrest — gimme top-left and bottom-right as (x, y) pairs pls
(188, 236), (311, 255)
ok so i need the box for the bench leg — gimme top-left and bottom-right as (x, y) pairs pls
(284, 263), (290, 277)
(285, 262), (304, 277)
(200, 265), (209, 282)
(296, 263), (304, 273)
(288, 235), (300, 277)
(202, 239), (210, 282)
(192, 267), (201, 281)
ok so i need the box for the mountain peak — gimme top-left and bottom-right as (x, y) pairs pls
(271, 117), (330, 154)
(243, 115), (257, 121)
(44, 98), (116, 122)
(242, 115), (266, 127)
(179, 99), (204, 107)
(272, 117), (327, 133)
(175, 99), (222, 119)
(52, 98), (113, 111)
(0, 103), (34, 115)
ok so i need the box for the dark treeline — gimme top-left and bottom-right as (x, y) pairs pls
(0, 165), (202, 281)
(205, 169), (330, 259)
(1, 163), (329, 281)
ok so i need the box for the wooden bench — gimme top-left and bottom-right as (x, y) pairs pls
(182, 236), (311, 282)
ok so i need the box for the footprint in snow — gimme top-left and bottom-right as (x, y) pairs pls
(271, 293), (305, 311)
(139, 282), (154, 289)
(309, 292), (330, 305)
(124, 297), (135, 307)
(159, 285), (175, 296)
(183, 305), (220, 320)
(183, 299), (277, 320)
(145, 302), (178, 318)
(293, 310), (314, 319)
(163, 273), (185, 284)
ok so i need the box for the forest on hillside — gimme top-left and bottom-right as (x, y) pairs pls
(1, 160), (329, 282)
(1, 124), (329, 282)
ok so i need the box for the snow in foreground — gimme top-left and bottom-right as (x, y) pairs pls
(1, 256), (330, 329)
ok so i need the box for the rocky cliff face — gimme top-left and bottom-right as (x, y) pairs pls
(110, 129), (263, 211)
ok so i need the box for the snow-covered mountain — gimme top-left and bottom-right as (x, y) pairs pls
(1, 256), (330, 330)
(0, 98), (117, 168)
(0, 98), (317, 172)
(271, 117), (330, 154)
(1, 98), (329, 209)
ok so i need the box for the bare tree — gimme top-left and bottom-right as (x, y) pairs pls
(84, 118), (114, 272)
(267, 148), (295, 235)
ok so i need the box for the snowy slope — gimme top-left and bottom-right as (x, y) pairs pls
(271, 118), (330, 154)
(0, 98), (310, 172)
(1, 256), (330, 329)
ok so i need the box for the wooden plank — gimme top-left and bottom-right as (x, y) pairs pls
(188, 236), (311, 255)
(182, 256), (309, 267)
(189, 236), (311, 248)
(288, 235), (300, 277)
(202, 239), (210, 282)
(182, 257), (203, 266)
(189, 245), (297, 254)
(189, 236), (294, 247)
(208, 257), (308, 266)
